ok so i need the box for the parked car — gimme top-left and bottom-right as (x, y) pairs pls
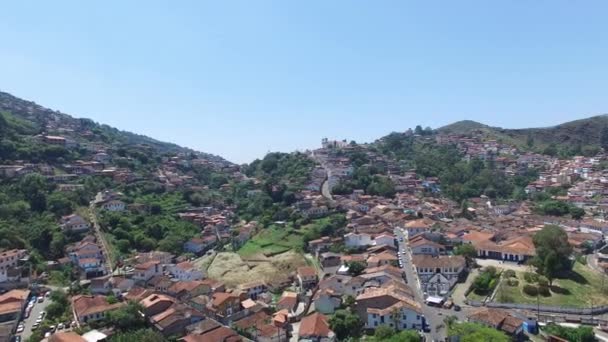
(16, 324), (24, 333)
(37, 296), (44, 303)
(57, 323), (65, 330)
(454, 305), (462, 312)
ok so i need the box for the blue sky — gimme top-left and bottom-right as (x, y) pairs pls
(1, 1), (607, 163)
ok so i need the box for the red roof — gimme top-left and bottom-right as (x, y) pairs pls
(299, 312), (334, 338)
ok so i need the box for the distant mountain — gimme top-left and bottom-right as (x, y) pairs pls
(437, 115), (608, 150)
(0, 90), (232, 164)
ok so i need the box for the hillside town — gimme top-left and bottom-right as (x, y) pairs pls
(2, 91), (608, 342)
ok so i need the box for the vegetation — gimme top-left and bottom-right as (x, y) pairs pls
(109, 329), (167, 342)
(532, 225), (573, 285)
(370, 326), (421, 342)
(471, 266), (500, 296)
(447, 322), (509, 342)
(329, 309), (363, 340)
(495, 262), (608, 307)
(543, 323), (596, 342)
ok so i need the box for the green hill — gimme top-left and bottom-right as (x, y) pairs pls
(437, 115), (608, 151)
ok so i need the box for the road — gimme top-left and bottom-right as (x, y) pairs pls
(20, 295), (52, 340)
(394, 228), (448, 341)
(89, 201), (114, 274)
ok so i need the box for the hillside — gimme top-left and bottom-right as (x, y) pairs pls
(437, 115), (608, 151)
(0, 90), (231, 164)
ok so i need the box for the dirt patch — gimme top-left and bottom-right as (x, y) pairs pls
(207, 251), (308, 287)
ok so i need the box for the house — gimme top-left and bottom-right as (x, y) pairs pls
(90, 275), (112, 294)
(366, 251), (398, 268)
(182, 325), (244, 342)
(276, 291), (298, 312)
(150, 304), (205, 337)
(355, 286), (424, 330)
(140, 294), (177, 317)
(183, 238), (210, 255)
(208, 292), (243, 322)
(0, 249), (27, 283)
(319, 252), (342, 269)
(344, 232), (373, 248)
(464, 232), (535, 262)
(239, 280), (268, 300)
(67, 241), (104, 276)
(403, 218), (435, 237)
(313, 288), (341, 314)
(148, 275), (173, 293)
(60, 214), (90, 233)
(133, 260), (163, 283)
(409, 234), (445, 256)
(298, 312), (336, 341)
(308, 236), (341, 255)
(168, 281), (210, 300)
(99, 200), (126, 212)
(49, 332), (87, 342)
(167, 261), (204, 281)
(0, 289), (29, 323)
(468, 308), (524, 337)
(412, 255), (466, 297)
(373, 234), (396, 248)
(297, 266), (319, 290)
(71, 295), (124, 324)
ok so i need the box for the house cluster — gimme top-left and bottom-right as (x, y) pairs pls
(180, 207), (237, 254)
(435, 133), (517, 162)
(0, 249), (29, 285)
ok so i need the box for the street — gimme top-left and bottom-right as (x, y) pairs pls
(89, 201), (113, 274)
(394, 228), (469, 341)
(20, 295), (52, 341)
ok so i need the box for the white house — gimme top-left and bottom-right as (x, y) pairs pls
(356, 287), (424, 331)
(412, 255), (466, 297)
(373, 234), (396, 248)
(313, 288), (342, 314)
(61, 214), (91, 233)
(344, 232), (373, 248)
(167, 261), (204, 281)
(100, 200), (126, 212)
(132, 260), (162, 283)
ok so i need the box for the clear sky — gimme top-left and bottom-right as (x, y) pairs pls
(1, 1), (607, 163)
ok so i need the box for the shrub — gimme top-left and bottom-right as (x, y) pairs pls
(503, 270), (516, 278)
(524, 272), (539, 283)
(507, 278), (519, 287)
(485, 266), (497, 276)
(538, 276), (549, 287)
(538, 286), (551, 297)
(523, 284), (539, 296)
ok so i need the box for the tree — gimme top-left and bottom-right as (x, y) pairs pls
(532, 225), (573, 285)
(543, 323), (595, 342)
(448, 322), (509, 342)
(347, 261), (365, 276)
(601, 126), (608, 151)
(109, 329), (166, 342)
(374, 325), (396, 340)
(454, 244), (477, 264)
(570, 207), (585, 220)
(329, 310), (363, 340)
(414, 125), (424, 135)
(105, 302), (146, 332)
(526, 135), (534, 148)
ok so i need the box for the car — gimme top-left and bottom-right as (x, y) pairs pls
(45, 292), (51, 298)
(49, 325), (56, 332)
(37, 297), (44, 303)
(44, 332), (51, 338)
(14, 336), (22, 342)
(16, 324), (24, 333)
(454, 305), (461, 312)
(32, 323), (39, 330)
(57, 323), (65, 330)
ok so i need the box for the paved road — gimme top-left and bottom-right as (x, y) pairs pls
(20, 295), (52, 340)
(394, 228), (450, 341)
(89, 202), (113, 274)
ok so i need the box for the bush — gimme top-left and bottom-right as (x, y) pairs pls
(524, 272), (539, 283)
(538, 276), (549, 287)
(538, 286), (551, 297)
(503, 270), (516, 278)
(507, 278), (519, 287)
(523, 284), (539, 296)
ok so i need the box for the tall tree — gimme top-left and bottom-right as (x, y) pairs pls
(532, 225), (573, 285)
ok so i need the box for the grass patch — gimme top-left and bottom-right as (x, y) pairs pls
(237, 226), (299, 257)
(495, 262), (608, 308)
